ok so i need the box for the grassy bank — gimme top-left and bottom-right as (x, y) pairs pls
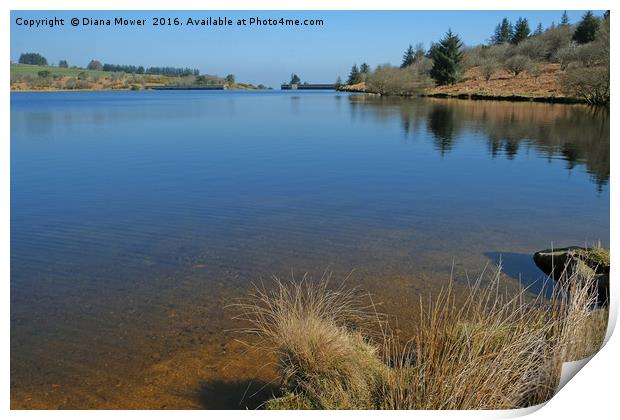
(237, 256), (608, 409)
(10, 64), (266, 91)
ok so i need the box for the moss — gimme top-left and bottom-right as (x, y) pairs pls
(582, 247), (610, 269)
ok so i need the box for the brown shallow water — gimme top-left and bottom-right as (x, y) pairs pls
(11, 92), (609, 408)
(9, 263), (504, 409)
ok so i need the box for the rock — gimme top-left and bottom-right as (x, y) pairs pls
(533, 246), (609, 306)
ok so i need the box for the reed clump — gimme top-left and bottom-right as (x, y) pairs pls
(235, 267), (608, 409)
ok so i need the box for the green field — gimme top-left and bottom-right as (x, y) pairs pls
(10, 63), (111, 77)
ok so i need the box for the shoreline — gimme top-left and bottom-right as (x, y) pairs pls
(422, 92), (586, 104)
(10, 86), (269, 93)
(337, 86), (587, 105)
(12, 87), (586, 105)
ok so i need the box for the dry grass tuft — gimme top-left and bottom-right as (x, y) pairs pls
(236, 266), (608, 410)
(234, 273), (387, 409)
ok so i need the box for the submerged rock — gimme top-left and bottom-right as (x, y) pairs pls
(533, 247), (609, 306)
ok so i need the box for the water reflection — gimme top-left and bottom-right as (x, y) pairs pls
(348, 96), (609, 190)
(427, 105), (457, 156)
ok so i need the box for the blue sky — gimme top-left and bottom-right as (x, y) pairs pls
(10, 10), (602, 87)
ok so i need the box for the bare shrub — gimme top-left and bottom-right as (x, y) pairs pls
(75, 80), (92, 89)
(515, 36), (548, 61)
(480, 59), (498, 81)
(504, 55), (532, 76)
(554, 44), (578, 70)
(482, 43), (513, 64)
(366, 64), (434, 96)
(562, 65), (609, 106)
(109, 72), (125, 82)
(531, 24), (574, 61)
(573, 42), (606, 67)
(462, 46), (485, 69)
(561, 17), (609, 106)
(64, 77), (77, 89)
(529, 63), (544, 82)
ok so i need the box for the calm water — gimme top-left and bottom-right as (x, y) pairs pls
(11, 91), (609, 408)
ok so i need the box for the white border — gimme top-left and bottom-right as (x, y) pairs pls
(3, 1), (617, 419)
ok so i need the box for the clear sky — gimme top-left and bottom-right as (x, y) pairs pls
(10, 10), (602, 87)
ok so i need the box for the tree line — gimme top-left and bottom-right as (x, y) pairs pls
(17, 53), (47, 66)
(91, 60), (200, 77)
(491, 11), (600, 46)
(16, 54), (204, 78)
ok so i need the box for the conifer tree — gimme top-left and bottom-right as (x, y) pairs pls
(401, 45), (415, 68)
(511, 17), (530, 44)
(347, 64), (361, 84)
(18, 52), (48, 66)
(572, 11), (599, 44)
(429, 30), (463, 85)
(533, 23), (544, 36)
(492, 18), (513, 44)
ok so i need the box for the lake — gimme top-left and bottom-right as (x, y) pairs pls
(10, 91), (609, 408)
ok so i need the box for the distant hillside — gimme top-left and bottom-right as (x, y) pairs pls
(10, 64), (264, 91)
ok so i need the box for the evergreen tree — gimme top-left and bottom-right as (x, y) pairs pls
(401, 45), (415, 68)
(347, 64), (361, 84)
(429, 30), (464, 85)
(335, 76), (342, 87)
(225, 74), (235, 84)
(143, 66), (199, 77)
(18, 52), (48, 66)
(511, 17), (530, 44)
(360, 63), (370, 74)
(572, 11), (600, 44)
(560, 11), (570, 26)
(492, 18), (513, 44)
(533, 23), (544, 36)
(58, 59), (68, 68)
(290, 73), (301, 84)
